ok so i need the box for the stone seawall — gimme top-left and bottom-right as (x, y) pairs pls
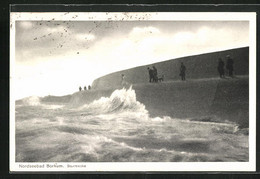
(70, 76), (249, 128)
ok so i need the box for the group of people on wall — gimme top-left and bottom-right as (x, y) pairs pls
(147, 66), (160, 82)
(147, 55), (234, 83)
(80, 55), (235, 91)
(217, 55), (234, 78)
(147, 62), (187, 83)
(79, 85), (91, 92)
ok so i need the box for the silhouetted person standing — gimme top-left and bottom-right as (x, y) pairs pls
(152, 66), (158, 82)
(79, 86), (82, 91)
(226, 55), (234, 77)
(180, 62), (186, 81)
(121, 74), (128, 87)
(84, 86), (87, 90)
(218, 58), (225, 78)
(88, 85), (91, 90)
(147, 67), (154, 82)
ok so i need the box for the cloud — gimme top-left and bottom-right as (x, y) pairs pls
(83, 24), (249, 73)
(46, 26), (66, 33)
(75, 33), (96, 41)
(131, 26), (160, 34)
(14, 22), (249, 99)
(129, 26), (161, 41)
(172, 31), (193, 44)
(19, 21), (33, 29)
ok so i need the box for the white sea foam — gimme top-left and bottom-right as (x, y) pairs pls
(79, 86), (148, 115)
(43, 104), (65, 109)
(21, 95), (64, 110)
(22, 96), (41, 106)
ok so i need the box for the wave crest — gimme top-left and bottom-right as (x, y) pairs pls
(79, 86), (148, 114)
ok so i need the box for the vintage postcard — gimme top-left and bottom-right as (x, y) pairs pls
(10, 12), (256, 172)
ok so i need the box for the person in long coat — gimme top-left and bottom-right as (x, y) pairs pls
(152, 66), (158, 82)
(147, 67), (154, 83)
(226, 55), (234, 77)
(218, 58), (225, 78)
(180, 62), (186, 81)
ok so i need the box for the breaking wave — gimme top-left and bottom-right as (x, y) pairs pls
(79, 86), (148, 115)
(75, 86), (242, 135)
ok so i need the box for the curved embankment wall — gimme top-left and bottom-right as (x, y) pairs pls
(68, 47), (249, 128)
(91, 47), (249, 90)
(70, 77), (248, 128)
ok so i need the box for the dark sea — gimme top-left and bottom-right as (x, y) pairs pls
(15, 87), (248, 162)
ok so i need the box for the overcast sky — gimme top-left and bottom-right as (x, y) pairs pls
(14, 20), (249, 99)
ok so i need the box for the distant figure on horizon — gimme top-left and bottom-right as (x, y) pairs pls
(88, 85), (91, 90)
(226, 55), (234, 77)
(152, 66), (158, 82)
(217, 58), (225, 78)
(84, 86), (87, 90)
(147, 67), (154, 83)
(79, 86), (82, 91)
(180, 62), (186, 81)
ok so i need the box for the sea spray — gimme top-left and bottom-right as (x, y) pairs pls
(20, 96), (64, 110)
(22, 96), (41, 106)
(79, 86), (148, 115)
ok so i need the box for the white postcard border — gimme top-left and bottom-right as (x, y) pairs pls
(10, 12), (256, 172)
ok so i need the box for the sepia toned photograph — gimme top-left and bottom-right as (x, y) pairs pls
(9, 12), (256, 172)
